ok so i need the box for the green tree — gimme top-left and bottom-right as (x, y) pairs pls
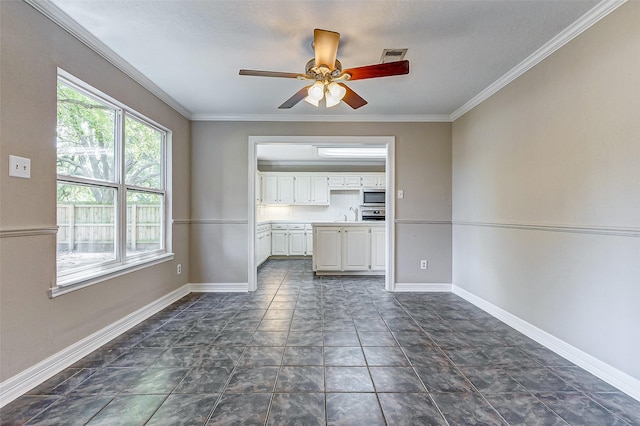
(57, 82), (162, 204)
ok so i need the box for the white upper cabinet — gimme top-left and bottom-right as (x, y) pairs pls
(328, 173), (385, 189)
(262, 175), (278, 204)
(294, 176), (312, 203)
(259, 172), (384, 204)
(361, 174), (386, 188)
(262, 174), (294, 204)
(311, 176), (329, 204)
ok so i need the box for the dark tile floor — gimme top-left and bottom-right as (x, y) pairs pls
(2, 259), (639, 425)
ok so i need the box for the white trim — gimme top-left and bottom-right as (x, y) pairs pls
(453, 221), (640, 238)
(188, 283), (249, 292)
(191, 114), (452, 123)
(450, 0), (627, 121)
(247, 136), (396, 293)
(452, 285), (640, 403)
(0, 226), (58, 238)
(25, 0), (191, 118)
(394, 283), (452, 292)
(0, 285), (190, 409)
(50, 253), (175, 298)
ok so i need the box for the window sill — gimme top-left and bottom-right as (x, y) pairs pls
(50, 253), (175, 298)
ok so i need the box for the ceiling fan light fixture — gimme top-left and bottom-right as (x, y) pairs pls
(307, 81), (325, 102)
(304, 96), (320, 107)
(327, 82), (346, 101)
(325, 92), (341, 108)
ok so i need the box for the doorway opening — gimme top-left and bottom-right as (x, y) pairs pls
(248, 136), (395, 292)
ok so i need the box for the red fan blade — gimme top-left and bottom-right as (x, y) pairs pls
(342, 60), (409, 81)
(338, 83), (368, 109)
(278, 86), (310, 109)
(239, 69), (302, 78)
(314, 29), (340, 70)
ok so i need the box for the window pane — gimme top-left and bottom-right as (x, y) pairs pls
(125, 115), (162, 189)
(57, 82), (116, 182)
(127, 191), (163, 255)
(57, 183), (117, 274)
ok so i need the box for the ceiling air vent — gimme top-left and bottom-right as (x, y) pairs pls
(380, 48), (408, 63)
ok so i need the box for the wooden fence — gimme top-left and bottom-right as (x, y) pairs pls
(57, 204), (161, 251)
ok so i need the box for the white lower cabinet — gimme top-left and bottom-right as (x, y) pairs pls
(304, 225), (313, 255)
(313, 227), (342, 271)
(261, 223), (313, 258)
(271, 229), (288, 256)
(313, 224), (385, 274)
(256, 224), (271, 266)
(342, 227), (370, 270)
(370, 226), (386, 271)
(288, 231), (306, 256)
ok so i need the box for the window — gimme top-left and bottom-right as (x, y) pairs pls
(56, 72), (170, 292)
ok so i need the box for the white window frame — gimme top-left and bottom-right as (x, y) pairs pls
(52, 70), (173, 297)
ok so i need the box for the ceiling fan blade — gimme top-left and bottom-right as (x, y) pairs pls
(278, 86), (310, 109)
(338, 83), (368, 109)
(342, 60), (409, 81)
(239, 69), (302, 78)
(314, 29), (340, 70)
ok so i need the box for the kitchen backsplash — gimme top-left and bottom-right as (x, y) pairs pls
(257, 190), (361, 222)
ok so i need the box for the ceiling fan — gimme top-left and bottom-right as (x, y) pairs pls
(239, 29), (409, 110)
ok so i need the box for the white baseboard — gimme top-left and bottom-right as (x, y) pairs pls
(394, 282), (452, 292)
(452, 285), (640, 403)
(0, 285), (191, 409)
(188, 282), (248, 292)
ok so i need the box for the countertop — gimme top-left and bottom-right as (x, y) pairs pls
(311, 221), (385, 227)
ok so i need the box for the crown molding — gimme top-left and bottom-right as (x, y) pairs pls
(189, 113), (452, 122)
(25, 0), (192, 119)
(450, 0), (628, 121)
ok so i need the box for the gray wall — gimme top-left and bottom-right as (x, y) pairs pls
(452, 1), (640, 380)
(190, 121), (452, 284)
(0, 1), (191, 381)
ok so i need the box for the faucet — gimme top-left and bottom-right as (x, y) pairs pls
(343, 213), (348, 221)
(349, 206), (358, 221)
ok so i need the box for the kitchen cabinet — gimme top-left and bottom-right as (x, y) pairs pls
(271, 227), (288, 256)
(262, 175), (294, 204)
(328, 173), (385, 189)
(312, 223), (385, 274)
(370, 226), (386, 271)
(263, 223), (313, 257)
(342, 227), (370, 270)
(288, 230), (306, 255)
(256, 223), (271, 266)
(294, 175), (329, 205)
(361, 174), (386, 188)
(311, 176), (330, 204)
(313, 227), (342, 271)
(255, 173), (262, 204)
(304, 225), (313, 255)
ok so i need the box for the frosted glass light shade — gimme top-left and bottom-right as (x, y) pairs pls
(304, 96), (320, 106)
(327, 82), (346, 101)
(325, 92), (340, 108)
(307, 81), (325, 101)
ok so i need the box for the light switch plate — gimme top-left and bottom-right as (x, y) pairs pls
(9, 155), (31, 179)
(397, 189), (404, 199)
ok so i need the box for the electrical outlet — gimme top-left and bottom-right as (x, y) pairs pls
(420, 260), (428, 270)
(177, 264), (182, 275)
(9, 155), (31, 179)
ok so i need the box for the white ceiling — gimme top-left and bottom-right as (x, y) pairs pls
(35, 0), (608, 121)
